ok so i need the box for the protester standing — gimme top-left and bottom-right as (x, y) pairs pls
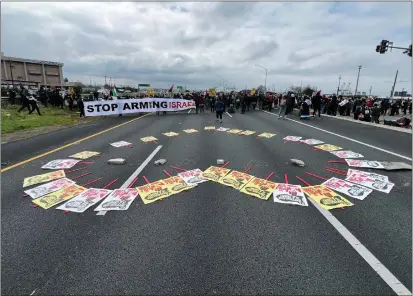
(215, 97), (225, 123)
(278, 95), (287, 119)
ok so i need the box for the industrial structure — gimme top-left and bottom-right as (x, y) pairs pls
(1, 52), (64, 88)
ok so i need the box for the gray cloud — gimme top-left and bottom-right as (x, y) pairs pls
(1, 2), (411, 95)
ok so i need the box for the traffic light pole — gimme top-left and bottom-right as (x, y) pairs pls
(354, 66), (362, 97)
(390, 70), (398, 98)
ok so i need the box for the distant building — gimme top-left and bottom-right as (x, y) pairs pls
(1, 53), (64, 87)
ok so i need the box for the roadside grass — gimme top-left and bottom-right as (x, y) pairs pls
(1, 105), (95, 134)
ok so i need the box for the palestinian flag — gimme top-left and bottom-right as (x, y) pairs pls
(169, 84), (174, 92)
(112, 87), (117, 97)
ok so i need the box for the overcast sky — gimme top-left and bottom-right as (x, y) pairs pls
(2, 2), (411, 95)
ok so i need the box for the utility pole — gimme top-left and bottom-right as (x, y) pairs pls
(9, 58), (14, 86)
(390, 70), (398, 98)
(336, 75), (341, 95)
(369, 86), (372, 96)
(354, 65), (362, 96)
(105, 76), (107, 86)
(254, 64), (267, 92)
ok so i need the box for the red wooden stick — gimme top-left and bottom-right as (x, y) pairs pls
(327, 160), (346, 163)
(80, 177), (103, 187)
(265, 172), (274, 180)
(66, 167), (87, 174)
(72, 172), (91, 180)
(284, 173), (289, 184)
(326, 167), (346, 173)
(244, 167), (252, 173)
(305, 172), (328, 181)
(78, 161), (94, 165)
(128, 177), (139, 188)
(221, 161), (230, 168)
(170, 165), (186, 171)
(153, 140), (158, 144)
(162, 170), (172, 177)
(143, 176), (150, 184)
(102, 178), (118, 189)
(325, 168), (346, 176)
(296, 176), (311, 186)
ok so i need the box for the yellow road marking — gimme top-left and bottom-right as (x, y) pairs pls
(1, 114), (151, 173)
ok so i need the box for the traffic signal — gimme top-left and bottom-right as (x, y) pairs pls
(408, 45), (412, 57)
(379, 40), (389, 54)
(376, 45), (381, 53)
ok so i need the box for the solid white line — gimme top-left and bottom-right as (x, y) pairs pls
(226, 111), (233, 118)
(308, 199), (411, 296)
(188, 109), (191, 113)
(262, 111), (412, 161)
(96, 145), (163, 216)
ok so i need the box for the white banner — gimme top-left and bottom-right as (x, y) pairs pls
(84, 98), (196, 117)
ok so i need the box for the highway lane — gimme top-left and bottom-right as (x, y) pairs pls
(1, 110), (411, 295)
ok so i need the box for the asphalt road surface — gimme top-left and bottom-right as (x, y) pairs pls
(2, 109), (412, 295)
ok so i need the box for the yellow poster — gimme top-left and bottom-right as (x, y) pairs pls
(199, 166), (231, 182)
(204, 126), (215, 130)
(162, 176), (194, 195)
(23, 170), (66, 188)
(239, 130), (256, 135)
(240, 177), (278, 200)
(209, 88), (216, 96)
(251, 88), (256, 95)
(227, 129), (243, 134)
(183, 129), (198, 133)
(136, 180), (172, 205)
(69, 151), (100, 160)
(163, 132), (180, 137)
(141, 136), (158, 142)
(32, 184), (86, 209)
(147, 88), (154, 96)
(313, 144), (343, 152)
(218, 170), (254, 190)
(302, 185), (353, 210)
(257, 133), (276, 138)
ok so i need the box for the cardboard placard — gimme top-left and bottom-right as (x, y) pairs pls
(238, 130), (256, 135)
(218, 170), (254, 190)
(32, 184), (86, 209)
(329, 150), (364, 159)
(240, 177), (278, 200)
(110, 141), (132, 147)
(178, 169), (208, 186)
(283, 136), (302, 142)
(227, 129), (243, 134)
(273, 183), (308, 206)
(345, 174), (394, 194)
(136, 180), (172, 205)
(140, 136), (158, 142)
(313, 144), (343, 152)
(302, 185), (353, 210)
(216, 127), (230, 132)
(299, 139), (324, 145)
(57, 188), (112, 213)
(204, 126), (215, 130)
(162, 176), (195, 194)
(183, 129), (199, 133)
(23, 170), (66, 188)
(69, 151), (100, 160)
(41, 159), (80, 170)
(346, 169), (389, 182)
(322, 177), (373, 200)
(345, 159), (384, 169)
(163, 132), (180, 137)
(199, 166), (231, 182)
(257, 133), (276, 138)
(24, 178), (75, 199)
(94, 188), (139, 211)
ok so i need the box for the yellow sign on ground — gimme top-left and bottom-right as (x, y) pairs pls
(239, 130), (256, 135)
(23, 170), (66, 188)
(183, 129), (199, 133)
(302, 185), (353, 210)
(70, 151), (100, 160)
(162, 176), (194, 195)
(199, 166), (231, 182)
(140, 136), (158, 142)
(227, 129), (243, 134)
(163, 132), (180, 137)
(136, 180), (172, 205)
(257, 133), (276, 138)
(204, 126), (215, 130)
(240, 177), (278, 200)
(218, 170), (254, 190)
(32, 184), (86, 209)
(313, 144), (343, 152)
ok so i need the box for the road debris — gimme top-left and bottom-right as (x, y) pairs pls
(217, 159), (225, 165)
(107, 158), (126, 165)
(291, 159), (305, 167)
(154, 159), (167, 165)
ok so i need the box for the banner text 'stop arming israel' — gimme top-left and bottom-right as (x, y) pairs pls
(84, 98), (196, 117)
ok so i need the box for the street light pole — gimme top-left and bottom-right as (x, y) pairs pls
(354, 65), (362, 96)
(254, 64), (267, 92)
(369, 86), (372, 96)
(336, 75), (341, 95)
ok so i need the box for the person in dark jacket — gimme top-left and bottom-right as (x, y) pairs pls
(312, 91), (322, 117)
(215, 97), (225, 123)
(78, 98), (85, 118)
